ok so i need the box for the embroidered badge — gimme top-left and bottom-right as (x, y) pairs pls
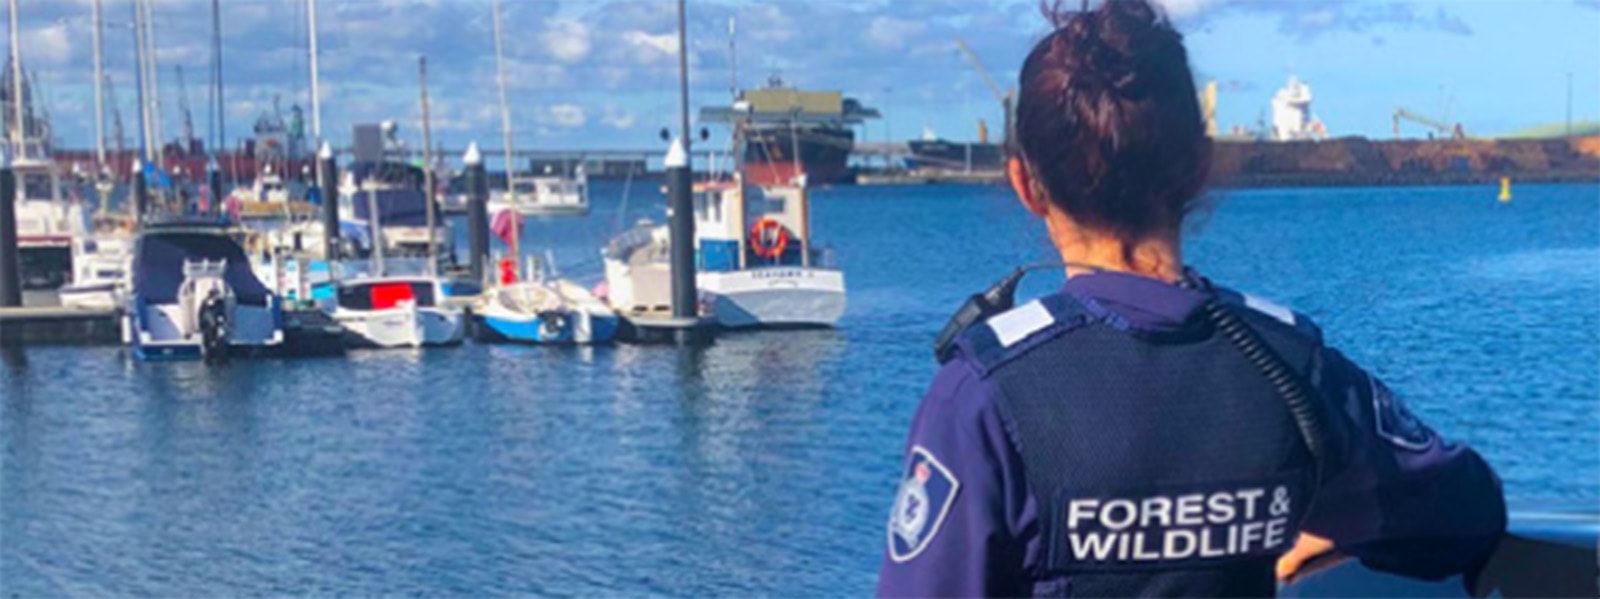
(888, 446), (960, 563)
(1371, 377), (1435, 451)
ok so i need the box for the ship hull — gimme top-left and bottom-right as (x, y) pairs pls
(905, 140), (1005, 172)
(741, 126), (854, 186)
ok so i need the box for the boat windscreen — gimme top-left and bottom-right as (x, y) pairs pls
(133, 233), (273, 305)
(351, 188), (434, 227)
(337, 281), (437, 310)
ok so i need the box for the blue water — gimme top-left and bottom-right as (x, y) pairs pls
(3, 182), (1597, 595)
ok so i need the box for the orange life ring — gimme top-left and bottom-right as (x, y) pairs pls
(750, 218), (789, 260)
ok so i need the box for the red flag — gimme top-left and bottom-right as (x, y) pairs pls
(491, 208), (521, 249)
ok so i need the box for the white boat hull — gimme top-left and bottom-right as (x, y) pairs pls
(333, 304), (465, 348)
(698, 267), (846, 328)
(59, 282), (121, 311)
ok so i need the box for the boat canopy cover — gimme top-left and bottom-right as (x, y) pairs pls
(603, 224), (662, 263)
(133, 232), (273, 306)
(350, 188), (434, 227)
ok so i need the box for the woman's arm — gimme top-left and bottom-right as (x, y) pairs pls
(1297, 347), (1508, 580)
(876, 360), (1034, 598)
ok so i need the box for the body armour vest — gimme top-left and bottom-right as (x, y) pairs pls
(967, 290), (1321, 597)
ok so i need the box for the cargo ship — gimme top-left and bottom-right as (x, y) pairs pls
(700, 77), (879, 186)
(904, 127), (1004, 173)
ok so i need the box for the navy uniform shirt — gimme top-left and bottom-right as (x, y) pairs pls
(877, 271), (1506, 597)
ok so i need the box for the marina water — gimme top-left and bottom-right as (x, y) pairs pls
(3, 182), (1596, 595)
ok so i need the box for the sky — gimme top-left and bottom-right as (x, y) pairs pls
(9, 0), (1600, 162)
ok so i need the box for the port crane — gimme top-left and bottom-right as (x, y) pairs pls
(954, 38), (1013, 146)
(1393, 107), (1467, 140)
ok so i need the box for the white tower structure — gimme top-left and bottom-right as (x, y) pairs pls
(1270, 76), (1325, 141)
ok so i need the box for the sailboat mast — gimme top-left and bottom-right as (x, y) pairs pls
(141, 0), (163, 166)
(419, 55), (436, 275)
(210, 0), (224, 163)
(131, 0), (148, 162)
(491, 0), (517, 258)
(92, 0), (106, 167)
(8, 0), (23, 151)
(306, 0), (321, 143)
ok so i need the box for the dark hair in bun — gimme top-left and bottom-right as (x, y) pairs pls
(1014, 0), (1212, 243)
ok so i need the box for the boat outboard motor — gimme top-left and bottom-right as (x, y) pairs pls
(199, 287), (231, 364)
(180, 259), (235, 364)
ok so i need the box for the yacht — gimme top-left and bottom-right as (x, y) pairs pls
(476, 278), (618, 344)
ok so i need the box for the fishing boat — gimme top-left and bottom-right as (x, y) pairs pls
(327, 275), (465, 348)
(124, 220), (284, 360)
(602, 174), (846, 328)
(476, 278), (618, 344)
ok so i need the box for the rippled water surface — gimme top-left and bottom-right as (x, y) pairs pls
(3, 182), (1597, 595)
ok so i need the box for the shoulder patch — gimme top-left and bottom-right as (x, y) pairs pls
(887, 446), (961, 563)
(987, 299), (1055, 348)
(1242, 293), (1296, 326)
(1370, 378), (1436, 451)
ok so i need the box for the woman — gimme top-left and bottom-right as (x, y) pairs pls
(876, 1), (1505, 597)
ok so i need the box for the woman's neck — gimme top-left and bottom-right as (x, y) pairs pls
(1053, 227), (1185, 282)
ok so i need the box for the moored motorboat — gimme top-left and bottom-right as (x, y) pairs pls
(476, 279), (618, 344)
(488, 170), (590, 217)
(11, 153), (77, 289)
(124, 220), (284, 360)
(59, 232), (130, 311)
(327, 276), (465, 348)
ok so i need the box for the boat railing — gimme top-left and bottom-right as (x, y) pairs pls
(334, 257), (434, 280)
(181, 258), (229, 280)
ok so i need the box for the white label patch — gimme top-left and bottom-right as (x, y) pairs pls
(1054, 479), (1303, 571)
(887, 446), (960, 563)
(988, 300), (1054, 347)
(1242, 294), (1296, 326)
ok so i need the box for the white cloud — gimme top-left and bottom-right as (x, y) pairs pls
(1153, 0), (1220, 19)
(865, 17), (926, 50)
(21, 24), (73, 66)
(623, 31), (677, 57)
(601, 105), (636, 130)
(542, 18), (591, 64)
(544, 103), (586, 128)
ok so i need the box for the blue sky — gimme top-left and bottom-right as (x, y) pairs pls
(11, 0), (1599, 161)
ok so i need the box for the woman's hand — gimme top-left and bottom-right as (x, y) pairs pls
(1277, 533), (1342, 583)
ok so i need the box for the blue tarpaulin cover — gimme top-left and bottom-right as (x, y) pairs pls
(133, 231), (273, 306)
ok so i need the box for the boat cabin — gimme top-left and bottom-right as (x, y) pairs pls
(692, 179), (823, 272)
